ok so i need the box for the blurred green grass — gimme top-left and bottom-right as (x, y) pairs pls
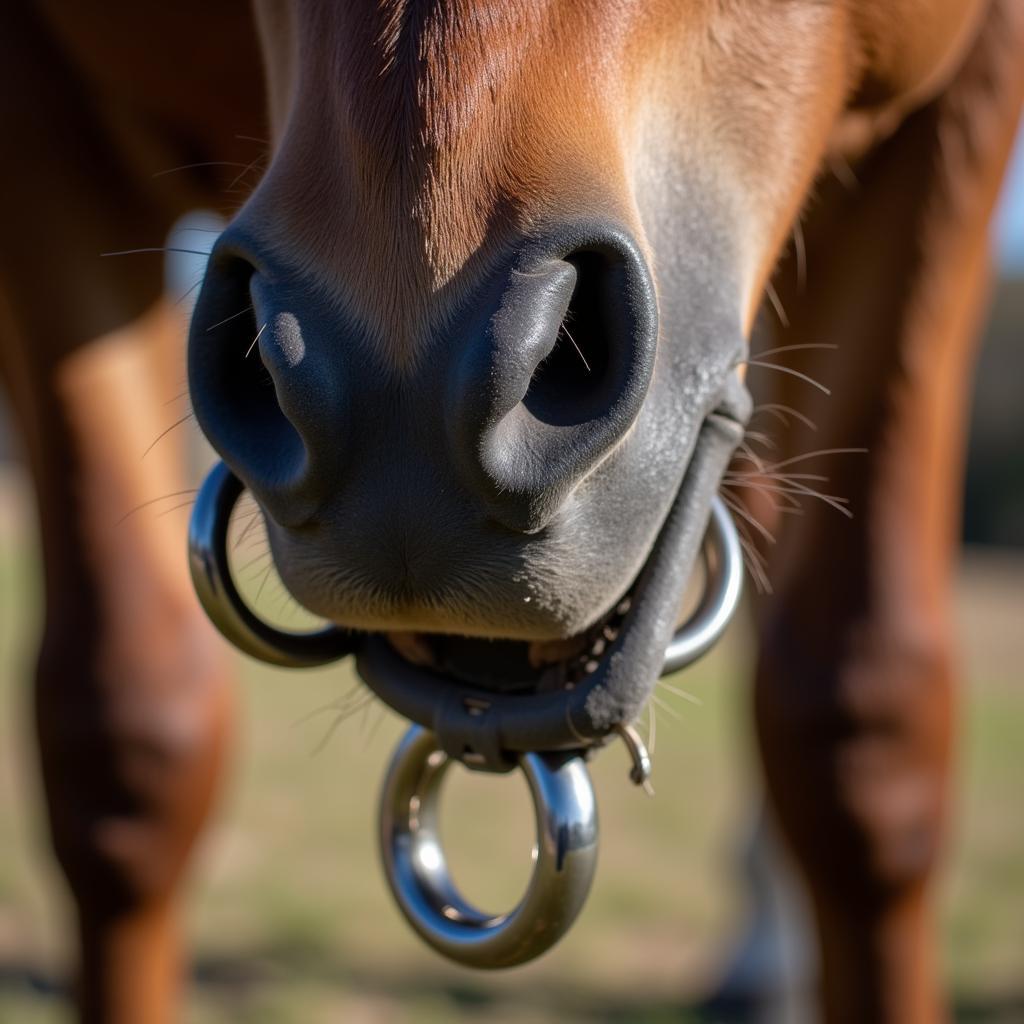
(1, 472), (1022, 1023)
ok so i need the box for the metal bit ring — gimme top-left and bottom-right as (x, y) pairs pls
(379, 725), (599, 968)
(187, 461), (355, 667)
(662, 496), (744, 675)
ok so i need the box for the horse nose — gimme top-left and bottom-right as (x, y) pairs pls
(450, 229), (658, 532)
(188, 241), (347, 526)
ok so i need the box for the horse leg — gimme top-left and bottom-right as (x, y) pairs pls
(750, 7), (1024, 1022)
(0, 7), (268, 1017)
(1, 290), (234, 1024)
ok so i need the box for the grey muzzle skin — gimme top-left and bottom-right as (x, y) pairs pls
(187, 410), (745, 967)
(187, 412), (743, 757)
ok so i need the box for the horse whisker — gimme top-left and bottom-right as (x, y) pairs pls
(750, 343), (837, 360)
(363, 705), (388, 749)
(206, 305), (254, 332)
(733, 520), (773, 594)
(735, 440), (770, 473)
(719, 492), (777, 546)
(560, 323), (592, 373)
(740, 430), (778, 451)
(227, 155), (266, 192)
(793, 219), (807, 292)
(739, 359), (831, 395)
(152, 160), (254, 178)
(254, 561), (276, 604)
(233, 508), (265, 550)
(726, 478), (854, 518)
(141, 413), (194, 458)
(115, 488), (198, 525)
(650, 693), (683, 725)
(102, 246), (213, 258)
(762, 447), (868, 471)
(311, 695), (377, 755)
(726, 470), (830, 483)
(750, 402), (818, 432)
(764, 282), (789, 328)
(726, 476), (850, 502)
(245, 322), (268, 358)
(238, 549), (272, 575)
(657, 679), (702, 706)
(173, 277), (205, 308)
(722, 479), (802, 512)
(154, 499), (198, 518)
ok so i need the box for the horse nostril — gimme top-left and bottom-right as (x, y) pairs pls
(523, 251), (615, 426)
(188, 247), (312, 523)
(452, 230), (658, 533)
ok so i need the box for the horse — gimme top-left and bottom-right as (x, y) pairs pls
(2, 1), (1021, 1021)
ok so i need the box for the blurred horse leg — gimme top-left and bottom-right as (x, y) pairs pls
(752, 7), (1024, 1022)
(0, 286), (235, 1023)
(0, 7), (264, 1019)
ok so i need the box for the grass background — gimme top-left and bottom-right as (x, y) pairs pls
(0, 467), (1022, 1022)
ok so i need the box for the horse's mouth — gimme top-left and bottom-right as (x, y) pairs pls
(383, 592), (634, 695)
(356, 406), (746, 756)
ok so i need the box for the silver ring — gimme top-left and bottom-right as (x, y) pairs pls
(379, 725), (599, 968)
(187, 461), (356, 667)
(661, 496), (744, 675)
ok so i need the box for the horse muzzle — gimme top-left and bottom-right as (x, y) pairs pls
(186, 412), (745, 967)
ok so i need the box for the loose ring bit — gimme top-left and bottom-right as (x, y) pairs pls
(379, 725), (599, 968)
(187, 461), (356, 667)
(661, 496), (744, 676)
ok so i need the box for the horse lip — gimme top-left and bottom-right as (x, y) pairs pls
(382, 597), (630, 693)
(378, 413), (736, 690)
(355, 398), (746, 754)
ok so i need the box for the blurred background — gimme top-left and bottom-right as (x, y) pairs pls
(0, 124), (1021, 1024)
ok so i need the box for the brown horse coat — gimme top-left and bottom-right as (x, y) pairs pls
(1, 2), (1021, 1022)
